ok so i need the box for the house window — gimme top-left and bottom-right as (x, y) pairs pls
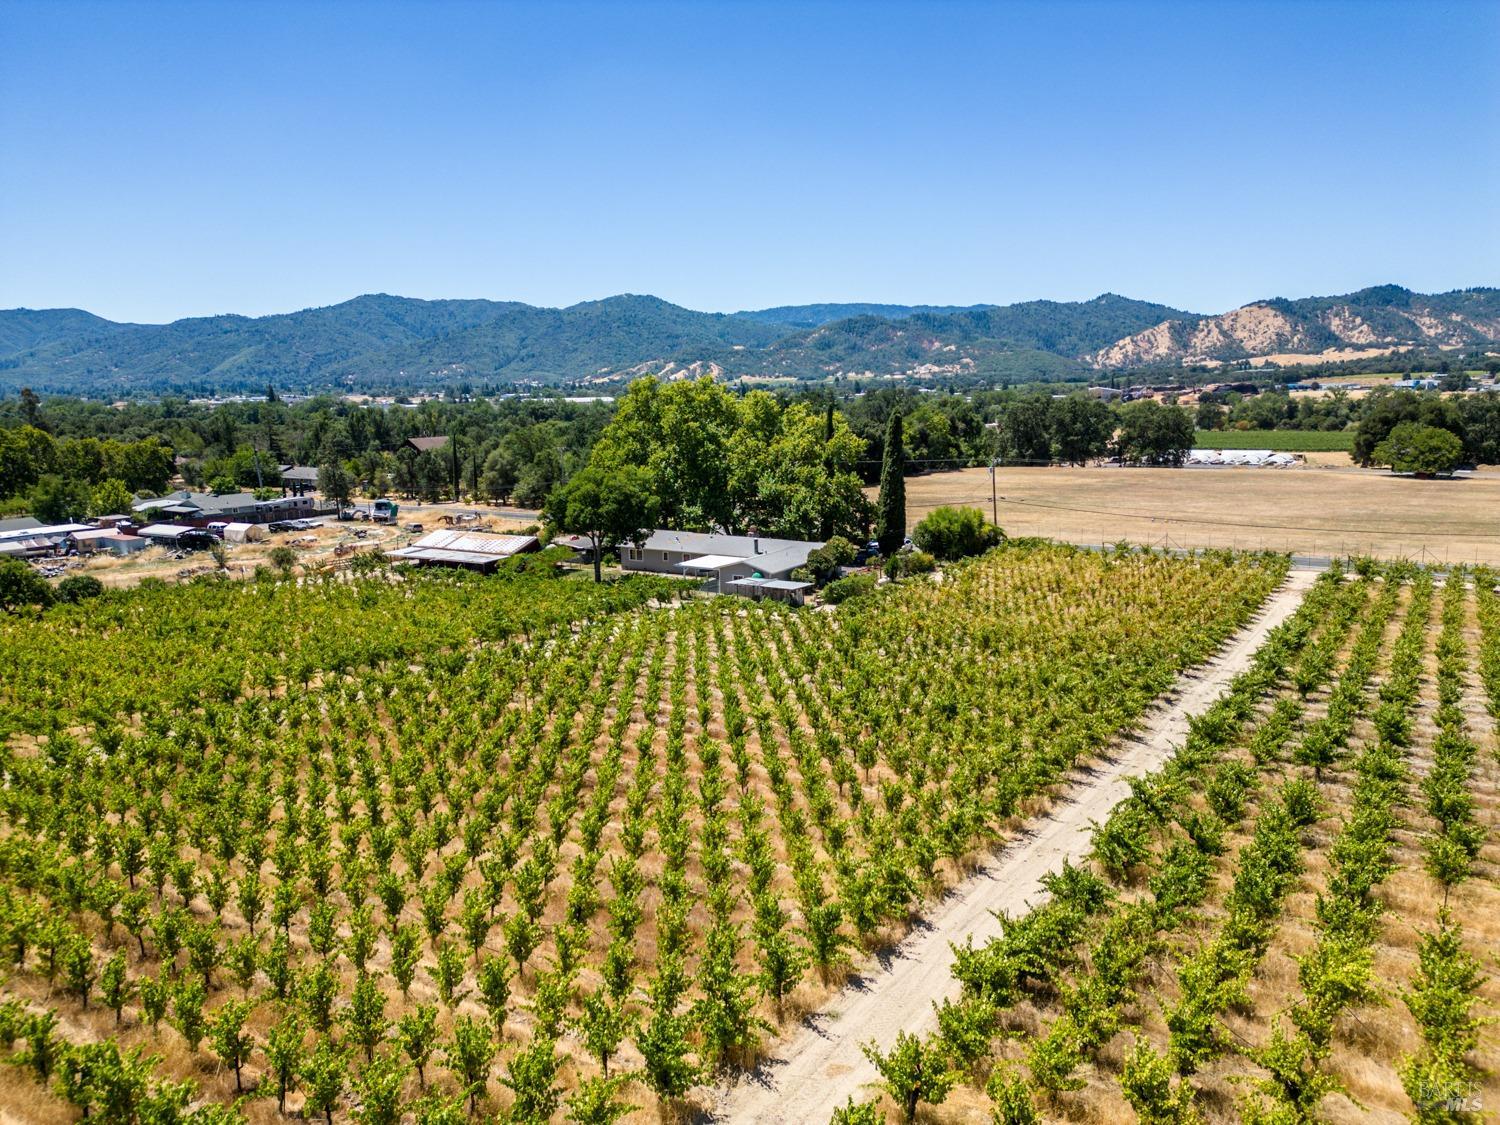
(627, 548), (642, 561)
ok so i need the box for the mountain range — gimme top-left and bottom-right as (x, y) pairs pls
(1, 285), (1496, 396)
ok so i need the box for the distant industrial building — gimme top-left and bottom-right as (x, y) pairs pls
(387, 529), (540, 572)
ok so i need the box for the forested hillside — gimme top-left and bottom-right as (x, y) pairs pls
(0, 295), (785, 397)
(731, 295), (1192, 381)
(2, 285), (1496, 396)
(733, 303), (998, 329)
(0, 293), (1189, 396)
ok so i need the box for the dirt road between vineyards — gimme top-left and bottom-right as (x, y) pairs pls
(709, 566), (1322, 1123)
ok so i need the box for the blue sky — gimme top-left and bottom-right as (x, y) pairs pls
(2, 0), (1496, 323)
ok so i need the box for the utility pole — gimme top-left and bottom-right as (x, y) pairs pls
(990, 456), (998, 526)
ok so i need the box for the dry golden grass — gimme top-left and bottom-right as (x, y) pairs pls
(896, 465), (1500, 564)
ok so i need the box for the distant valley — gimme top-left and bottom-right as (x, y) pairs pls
(1, 284), (1496, 396)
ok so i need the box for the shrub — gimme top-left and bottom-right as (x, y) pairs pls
(795, 537), (859, 586)
(0, 557), (54, 611)
(825, 574), (877, 604)
(885, 551), (936, 580)
(912, 506), (1003, 561)
(56, 574), (104, 603)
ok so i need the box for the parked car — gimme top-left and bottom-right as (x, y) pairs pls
(861, 537), (914, 559)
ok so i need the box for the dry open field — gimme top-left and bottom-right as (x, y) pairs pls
(901, 465), (1500, 564)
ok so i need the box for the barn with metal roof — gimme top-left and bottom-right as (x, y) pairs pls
(387, 529), (540, 572)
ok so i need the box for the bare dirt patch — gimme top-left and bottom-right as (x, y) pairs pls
(65, 501), (538, 589)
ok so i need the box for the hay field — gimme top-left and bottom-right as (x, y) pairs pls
(900, 465), (1500, 564)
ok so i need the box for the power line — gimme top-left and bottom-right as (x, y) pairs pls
(854, 457), (1057, 467)
(989, 495), (1500, 540)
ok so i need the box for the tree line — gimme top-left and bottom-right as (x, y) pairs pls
(0, 382), (1206, 529)
(20, 379), (1500, 532)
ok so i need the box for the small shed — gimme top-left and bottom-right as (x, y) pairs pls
(71, 529), (149, 556)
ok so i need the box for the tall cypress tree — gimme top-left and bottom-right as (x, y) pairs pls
(876, 411), (906, 554)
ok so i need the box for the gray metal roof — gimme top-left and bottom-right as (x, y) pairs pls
(135, 490), (259, 514)
(389, 531), (539, 568)
(641, 529), (823, 574)
(0, 522), (95, 542)
(0, 517), (42, 535)
(729, 577), (813, 591)
(388, 546), (502, 566)
(407, 530), (539, 556)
